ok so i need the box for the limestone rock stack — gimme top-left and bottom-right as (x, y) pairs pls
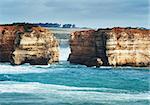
(0, 24), (59, 65)
(68, 27), (150, 67)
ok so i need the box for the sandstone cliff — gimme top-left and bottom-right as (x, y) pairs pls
(0, 24), (59, 65)
(68, 30), (103, 67)
(68, 28), (150, 67)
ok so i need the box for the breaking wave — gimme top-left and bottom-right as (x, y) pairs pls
(0, 81), (149, 103)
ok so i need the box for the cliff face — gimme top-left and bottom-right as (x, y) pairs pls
(0, 24), (59, 65)
(0, 25), (23, 62)
(106, 28), (150, 66)
(68, 30), (100, 66)
(68, 28), (150, 67)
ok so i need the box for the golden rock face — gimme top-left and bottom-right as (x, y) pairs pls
(0, 24), (59, 65)
(68, 28), (150, 67)
(106, 28), (150, 67)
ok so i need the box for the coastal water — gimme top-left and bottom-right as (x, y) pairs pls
(0, 47), (149, 105)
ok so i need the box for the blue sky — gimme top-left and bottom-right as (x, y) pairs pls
(0, 0), (149, 28)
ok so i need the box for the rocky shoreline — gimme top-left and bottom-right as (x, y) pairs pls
(0, 24), (149, 67)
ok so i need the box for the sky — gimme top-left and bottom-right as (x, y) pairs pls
(0, 0), (149, 28)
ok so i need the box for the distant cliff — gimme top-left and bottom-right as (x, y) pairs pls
(68, 27), (150, 67)
(0, 24), (59, 65)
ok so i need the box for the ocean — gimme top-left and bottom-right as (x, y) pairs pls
(0, 47), (149, 105)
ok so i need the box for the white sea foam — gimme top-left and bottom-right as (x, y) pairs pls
(0, 81), (149, 102)
(0, 63), (50, 74)
(59, 46), (70, 61)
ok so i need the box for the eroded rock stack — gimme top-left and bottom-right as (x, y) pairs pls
(68, 27), (150, 67)
(0, 24), (59, 65)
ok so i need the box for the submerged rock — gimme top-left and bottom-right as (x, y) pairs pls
(0, 24), (59, 65)
(68, 27), (150, 67)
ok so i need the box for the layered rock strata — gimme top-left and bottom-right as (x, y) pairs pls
(0, 24), (59, 65)
(68, 28), (150, 67)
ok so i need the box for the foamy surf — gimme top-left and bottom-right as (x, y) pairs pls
(0, 63), (50, 74)
(0, 61), (149, 105)
(0, 81), (149, 102)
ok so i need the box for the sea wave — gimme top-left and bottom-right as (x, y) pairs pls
(0, 63), (50, 74)
(0, 62), (88, 76)
(0, 81), (149, 102)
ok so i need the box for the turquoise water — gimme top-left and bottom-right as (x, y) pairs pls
(0, 61), (149, 105)
(0, 45), (149, 105)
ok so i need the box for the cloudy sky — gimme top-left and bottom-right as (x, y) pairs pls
(0, 0), (149, 28)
